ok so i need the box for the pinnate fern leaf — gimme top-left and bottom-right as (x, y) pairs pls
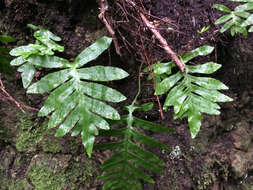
(153, 46), (232, 138)
(26, 36), (129, 157)
(95, 102), (175, 190)
(10, 26), (64, 88)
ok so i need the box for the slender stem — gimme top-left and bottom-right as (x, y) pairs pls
(132, 62), (143, 106)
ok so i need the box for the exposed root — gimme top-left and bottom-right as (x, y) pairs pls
(100, 0), (185, 72)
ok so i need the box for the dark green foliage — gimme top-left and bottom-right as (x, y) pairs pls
(95, 70), (175, 190)
(10, 25), (64, 88)
(214, 0), (253, 36)
(0, 34), (15, 74)
(151, 46), (232, 138)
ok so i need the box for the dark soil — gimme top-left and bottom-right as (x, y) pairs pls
(106, 0), (239, 63)
(0, 0), (253, 190)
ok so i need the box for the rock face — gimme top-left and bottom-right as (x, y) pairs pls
(0, 110), (100, 189)
(231, 121), (252, 152)
(230, 148), (253, 179)
(230, 121), (253, 179)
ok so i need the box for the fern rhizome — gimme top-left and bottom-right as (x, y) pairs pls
(9, 25), (233, 189)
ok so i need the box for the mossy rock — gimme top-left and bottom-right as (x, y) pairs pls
(15, 113), (48, 152)
(14, 113), (81, 154)
(0, 168), (32, 190)
(26, 153), (99, 190)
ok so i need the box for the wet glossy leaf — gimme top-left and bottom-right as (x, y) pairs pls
(10, 44), (41, 59)
(249, 25), (253, 31)
(214, 2), (253, 36)
(153, 46), (232, 138)
(213, 4), (232, 12)
(34, 29), (64, 52)
(234, 11), (251, 18)
(25, 36), (128, 157)
(74, 36), (112, 68)
(186, 62), (221, 74)
(241, 14), (253, 27)
(220, 19), (235, 33)
(182, 46), (214, 63)
(215, 14), (233, 25)
(187, 108), (203, 138)
(28, 55), (70, 68)
(153, 61), (173, 75)
(77, 66), (129, 81)
(235, 2), (253, 11)
(18, 64), (36, 88)
(155, 71), (182, 95)
(10, 27), (65, 88)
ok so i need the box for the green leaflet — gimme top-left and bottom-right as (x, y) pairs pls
(0, 34), (15, 74)
(74, 37), (112, 68)
(10, 25), (64, 88)
(0, 35), (16, 43)
(154, 46), (232, 138)
(25, 36), (129, 157)
(95, 66), (175, 190)
(214, 1), (253, 36)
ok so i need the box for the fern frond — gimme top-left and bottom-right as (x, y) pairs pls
(96, 105), (174, 190)
(96, 64), (175, 189)
(213, 1), (253, 36)
(153, 46), (233, 138)
(25, 36), (129, 157)
(10, 26), (64, 88)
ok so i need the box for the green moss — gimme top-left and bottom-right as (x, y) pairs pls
(15, 113), (48, 152)
(27, 163), (65, 190)
(0, 169), (29, 190)
(8, 179), (30, 190)
(0, 124), (9, 143)
(42, 136), (62, 153)
(0, 170), (9, 190)
(26, 155), (98, 190)
(64, 158), (97, 189)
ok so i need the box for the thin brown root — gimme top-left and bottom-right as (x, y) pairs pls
(139, 12), (185, 72)
(99, 0), (121, 56)
(141, 39), (165, 120)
